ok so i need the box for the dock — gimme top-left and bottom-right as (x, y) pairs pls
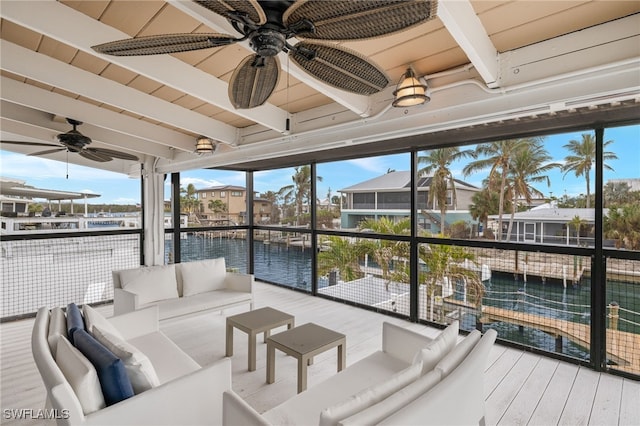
(480, 306), (640, 375)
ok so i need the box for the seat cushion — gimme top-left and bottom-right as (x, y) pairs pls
(127, 332), (200, 384)
(93, 326), (160, 394)
(48, 307), (67, 358)
(118, 265), (179, 305)
(147, 290), (251, 320)
(263, 351), (408, 426)
(434, 330), (481, 378)
(56, 336), (105, 415)
(66, 303), (85, 345)
(319, 360), (423, 426)
(179, 258), (227, 297)
(73, 329), (134, 406)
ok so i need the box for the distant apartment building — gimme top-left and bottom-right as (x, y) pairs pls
(195, 185), (272, 225)
(339, 171), (479, 232)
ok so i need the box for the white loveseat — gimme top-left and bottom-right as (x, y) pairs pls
(32, 304), (232, 425)
(112, 257), (254, 321)
(224, 321), (497, 426)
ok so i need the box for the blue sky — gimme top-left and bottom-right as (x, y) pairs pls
(2, 125), (638, 205)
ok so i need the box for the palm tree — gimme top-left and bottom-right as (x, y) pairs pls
(568, 215), (587, 246)
(604, 205), (640, 250)
(463, 138), (540, 240)
(358, 217), (411, 290)
(180, 183), (200, 214)
(505, 141), (559, 240)
(562, 133), (617, 208)
(419, 147), (472, 234)
(279, 165), (323, 220)
(317, 236), (364, 282)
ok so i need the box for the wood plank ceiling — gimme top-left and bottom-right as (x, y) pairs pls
(1, 1), (639, 173)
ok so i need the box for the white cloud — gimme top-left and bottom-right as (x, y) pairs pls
(174, 177), (224, 189)
(346, 158), (386, 173)
(113, 197), (137, 204)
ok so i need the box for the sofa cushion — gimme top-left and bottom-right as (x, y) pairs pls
(73, 329), (134, 406)
(338, 369), (442, 426)
(179, 258), (227, 297)
(127, 332), (201, 384)
(83, 304), (124, 340)
(66, 303), (85, 345)
(412, 320), (459, 374)
(56, 336), (106, 415)
(119, 265), (179, 305)
(48, 307), (67, 358)
(149, 290), (250, 320)
(93, 326), (160, 394)
(263, 351), (408, 426)
(319, 360), (423, 426)
(434, 330), (481, 378)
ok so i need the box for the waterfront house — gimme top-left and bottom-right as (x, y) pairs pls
(1, 1), (639, 424)
(339, 170), (479, 232)
(196, 185), (272, 225)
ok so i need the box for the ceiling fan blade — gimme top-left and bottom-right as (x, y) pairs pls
(1, 140), (61, 148)
(284, 0), (438, 40)
(79, 150), (112, 163)
(27, 148), (66, 157)
(92, 33), (238, 56)
(290, 42), (389, 95)
(229, 55), (280, 109)
(193, 0), (266, 26)
(89, 148), (139, 162)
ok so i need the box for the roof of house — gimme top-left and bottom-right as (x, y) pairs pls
(339, 171), (479, 192)
(488, 205), (607, 222)
(196, 185), (245, 192)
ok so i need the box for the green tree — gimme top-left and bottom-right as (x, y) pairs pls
(259, 190), (280, 224)
(469, 176), (502, 237)
(317, 236), (365, 282)
(562, 133), (617, 209)
(358, 217), (411, 290)
(180, 184), (200, 215)
(279, 165), (323, 222)
(419, 147), (473, 234)
(568, 215), (587, 246)
(207, 199), (227, 218)
(420, 243), (485, 322)
(464, 139), (536, 240)
(505, 141), (559, 240)
(603, 181), (631, 207)
(604, 205), (640, 250)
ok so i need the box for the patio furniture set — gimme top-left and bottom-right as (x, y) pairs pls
(31, 258), (497, 425)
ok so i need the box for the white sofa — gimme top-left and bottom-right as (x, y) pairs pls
(32, 304), (232, 425)
(112, 257), (254, 321)
(224, 321), (497, 426)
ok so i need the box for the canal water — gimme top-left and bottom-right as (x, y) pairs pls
(172, 235), (639, 361)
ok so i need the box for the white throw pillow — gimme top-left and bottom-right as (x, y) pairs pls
(412, 320), (459, 374)
(82, 304), (124, 340)
(119, 265), (179, 305)
(47, 307), (67, 359)
(435, 330), (481, 378)
(338, 369), (441, 426)
(180, 258), (227, 297)
(56, 336), (105, 415)
(92, 326), (160, 394)
(319, 361), (422, 426)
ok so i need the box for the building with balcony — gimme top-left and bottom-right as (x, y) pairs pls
(196, 185), (272, 225)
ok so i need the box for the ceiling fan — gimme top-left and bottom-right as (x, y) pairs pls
(92, 0), (438, 109)
(2, 118), (139, 163)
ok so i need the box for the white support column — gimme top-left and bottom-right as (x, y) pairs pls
(142, 161), (166, 266)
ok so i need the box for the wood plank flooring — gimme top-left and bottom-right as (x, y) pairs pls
(1, 281), (639, 425)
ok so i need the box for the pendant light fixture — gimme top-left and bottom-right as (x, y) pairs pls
(392, 67), (429, 108)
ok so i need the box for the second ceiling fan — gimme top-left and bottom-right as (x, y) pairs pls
(92, 0), (438, 109)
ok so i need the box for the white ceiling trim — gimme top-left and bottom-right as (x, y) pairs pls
(0, 76), (191, 158)
(437, 0), (499, 88)
(169, 0), (372, 117)
(0, 0), (288, 133)
(0, 41), (238, 145)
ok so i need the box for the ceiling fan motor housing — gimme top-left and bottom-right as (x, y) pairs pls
(249, 29), (286, 57)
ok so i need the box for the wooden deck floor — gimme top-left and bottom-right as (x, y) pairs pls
(2, 281), (639, 425)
